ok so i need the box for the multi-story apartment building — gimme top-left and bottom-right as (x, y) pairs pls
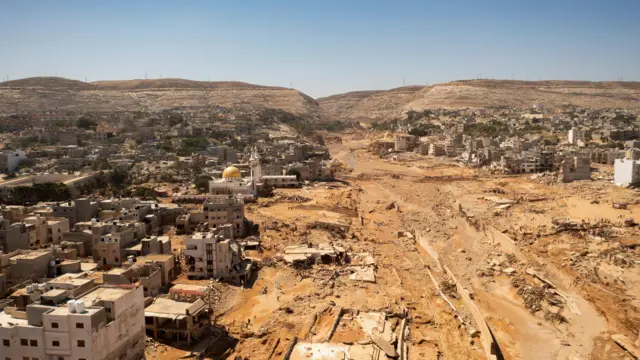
(203, 196), (245, 237)
(0, 285), (145, 360)
(183, 225), (251, 284)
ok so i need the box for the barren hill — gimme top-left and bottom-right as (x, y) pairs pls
(318, 80), (640, 121)
(0, 77), (320, 117)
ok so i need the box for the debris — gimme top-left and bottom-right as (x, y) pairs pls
(613, 202), (629, 210)
(612, 334), (640, 359)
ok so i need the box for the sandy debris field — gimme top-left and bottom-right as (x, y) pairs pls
(158, 133), (640, 360)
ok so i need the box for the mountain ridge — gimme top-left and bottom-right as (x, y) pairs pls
(317, 79), (640, 121)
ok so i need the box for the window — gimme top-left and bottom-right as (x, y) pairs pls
(20, 339), (27, 346)
(3, 339), (9, 346)
(30, 340), (37, 347)
(52, 340), (60, 347)
(76, 322), (84, 329)
(77, 340), (85, 347)
(51, 322), (59, 328)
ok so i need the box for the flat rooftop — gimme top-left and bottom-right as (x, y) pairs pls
(80, 263), (99, 272)
(10, 250), (51, 260)
(106, 268), (128, 275)
(0, 310), (29, 327)
(169, 284), (208, 295)
(138, 254), (173, 261)
(81, 287), (131, 304)
(47, 305), (101, 316)
(145, 297), (205, 318)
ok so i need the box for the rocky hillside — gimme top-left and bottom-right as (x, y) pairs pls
(0, 77), (321, 117)
(318, 80), (640, 121)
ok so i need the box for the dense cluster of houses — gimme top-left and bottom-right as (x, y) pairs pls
(384, 105), (640, 184)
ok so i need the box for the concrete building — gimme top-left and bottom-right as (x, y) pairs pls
(8, 249), (54, 284)
(140, 235), (171, 255)
(59, 132), (78, 146)
(92, 221), (147, 268)
(144, 285), (209, 344)
(394, 135), (408, 151)
(429, 143), (445, 156)
(614, 158), (640, 187)
(24, 215), (70, 247)
(0, 149), (26, 173)
(559, 156), (591, 182)
(207, 146), (237, 164)
(568, 127), (587, 145)
(56, 156), (86, 171)
(204, 196), (246, 238)
(260, 175), (299, 188)
(183, 226), (252, 284)
(0, 218), (32, 252)
(52, 198), (100, 226)
(0, 285), (145, 360)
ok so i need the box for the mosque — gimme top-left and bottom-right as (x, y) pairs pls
(208, 147), (262, 200)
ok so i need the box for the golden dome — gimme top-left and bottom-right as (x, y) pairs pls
(222, 166), (242, 179)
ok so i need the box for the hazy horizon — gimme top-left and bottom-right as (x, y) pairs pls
(1, 0), (639, 97)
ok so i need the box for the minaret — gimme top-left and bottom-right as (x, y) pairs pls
(250, 146), (262, 193)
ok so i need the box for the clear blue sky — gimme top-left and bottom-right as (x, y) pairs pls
(1, 0), (638, 97)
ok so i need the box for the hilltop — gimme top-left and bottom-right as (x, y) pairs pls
(0, 77), (320, 117)
(318, 80), (640, 121)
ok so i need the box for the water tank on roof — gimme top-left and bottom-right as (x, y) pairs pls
(26, 285), (33, 293)
(49, 260), (56, 267)
(39, 284), (46, 292)
(127, 256), (134, 264)
(67, 300), (76, 313)
(75, 299), (85, 313)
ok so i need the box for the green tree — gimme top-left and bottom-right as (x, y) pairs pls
(77, 117), (97, 131)
(194, 175), (212, 193)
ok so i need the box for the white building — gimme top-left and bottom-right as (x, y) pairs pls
(614, 158), (640, 186)
(209, 166), (256, 198)
(0, 285), (145, 360)
(568, 127), (587, 145)
(0, 149), (26, 173)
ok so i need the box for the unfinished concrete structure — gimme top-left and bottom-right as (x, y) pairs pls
(559, 156), (591, 182)
(144, 284), (209, 344)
